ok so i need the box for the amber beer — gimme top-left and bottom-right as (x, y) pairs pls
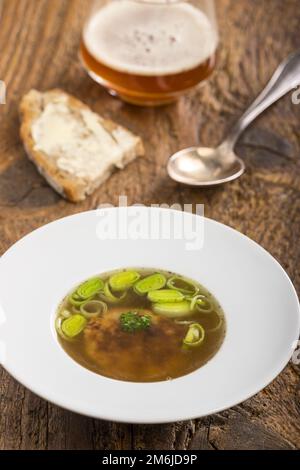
(81, 1), (218, 105)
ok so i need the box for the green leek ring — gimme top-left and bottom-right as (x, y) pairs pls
(183, 323), (205, 347)
(80, 300), (107, 318)
(190, 295), (213, 313)
(76, 278), (104, 299)
(109, 270), (140, 291)
(98, 282), (127, 303)
(152, 300), (191, 318)
(206, 313), (223, 332)
(148, 289), (184, 303)
(167, 276), (199, 296)
(134, 273), (166, 295)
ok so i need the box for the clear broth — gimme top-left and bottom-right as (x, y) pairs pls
(56, 269), (226, 382)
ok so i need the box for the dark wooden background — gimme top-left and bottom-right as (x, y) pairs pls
(0, 0), (300, 450)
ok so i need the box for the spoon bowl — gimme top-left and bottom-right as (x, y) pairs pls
(167, 51), (300, 187)
(167, 146), (245, 186)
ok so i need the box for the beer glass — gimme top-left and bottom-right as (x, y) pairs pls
(80, 0), (218, 106)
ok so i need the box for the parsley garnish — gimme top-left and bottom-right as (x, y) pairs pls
(120, 311), (151, 332)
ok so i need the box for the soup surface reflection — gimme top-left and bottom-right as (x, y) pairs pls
(55, 268), (226, 382)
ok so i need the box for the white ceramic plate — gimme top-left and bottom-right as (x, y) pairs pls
(0, 207), (299, 424)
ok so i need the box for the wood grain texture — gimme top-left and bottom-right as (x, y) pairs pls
(0, 0), (300, 450)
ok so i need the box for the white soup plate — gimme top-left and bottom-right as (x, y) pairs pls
(0, 207), (299, 423)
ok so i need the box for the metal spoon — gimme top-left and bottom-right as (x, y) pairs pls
(167, 51), (300, 186)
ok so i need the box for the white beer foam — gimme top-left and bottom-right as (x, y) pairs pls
(83, 1), (218, 76)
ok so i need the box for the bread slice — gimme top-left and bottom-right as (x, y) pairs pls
(19, 89), (144, 202)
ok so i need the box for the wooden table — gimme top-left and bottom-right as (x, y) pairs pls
(0, 0), (300, 450)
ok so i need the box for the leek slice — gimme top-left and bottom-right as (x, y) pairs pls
(167, 276), (199, 295)
(68, 292), (91, 307)
(61, 314), (87, 338)
(61, 309), (72, 319)
(77, 278), (104, 299)
(109, 270), (140, 291)
(183, 323), (205, 347)
(134, 273), (166, 294)
(153, 300), (191, 318)
(98, 282), (127, 303)
(55, 317), (70, 341)
(80, 300), (107, 319)
(190, 295), (213, 313)
(206, 313), (223, 332)
(70, 305), (81, 314)
(148, 289), (184, 303)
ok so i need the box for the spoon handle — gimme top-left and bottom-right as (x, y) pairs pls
(224, 51), (300, 149)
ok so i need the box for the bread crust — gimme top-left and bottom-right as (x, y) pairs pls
(19, 89), (144, 202)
